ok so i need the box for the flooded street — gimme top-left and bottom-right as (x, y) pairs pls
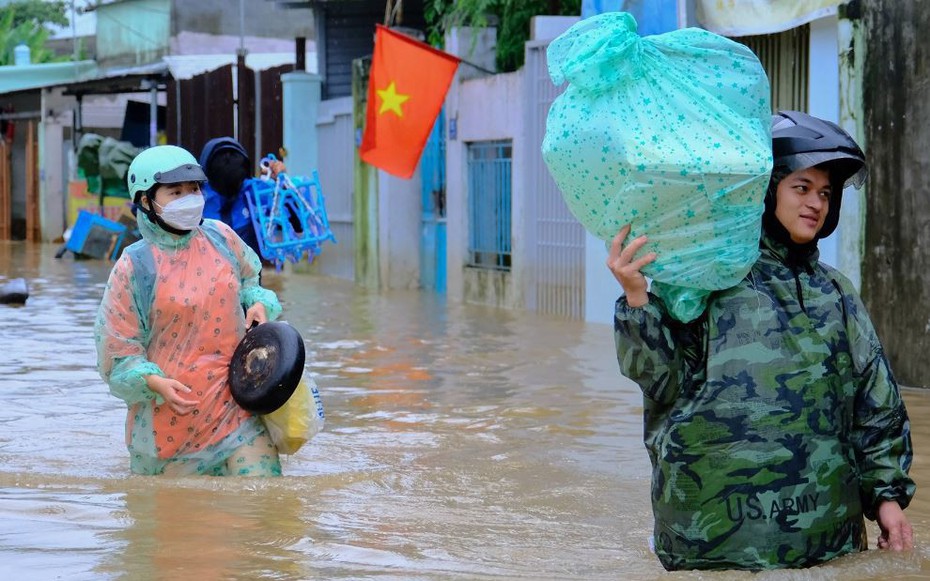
(2, 240), (930, 580)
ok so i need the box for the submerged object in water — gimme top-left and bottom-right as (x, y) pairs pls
(0, 278), (29, 305)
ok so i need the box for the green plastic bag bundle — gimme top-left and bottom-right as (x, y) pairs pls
(98, 137), (140, 181)
(77, 133), (103, 177)
(542, 12), (773, 321)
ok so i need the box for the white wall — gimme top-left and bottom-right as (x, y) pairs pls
(445, 27), (497, 77)
(585, 232), (620, 324)
(310, 96), (355, 281)
(378, 168), (422, 290)
(445, 71), (526, 307)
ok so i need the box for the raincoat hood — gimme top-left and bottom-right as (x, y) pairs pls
(199, 137), (250, 170)
(199, 137), (251, 201)
(759, 225), (819, 272)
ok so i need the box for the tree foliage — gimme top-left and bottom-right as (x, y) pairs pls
(425, 0), (580, 72)
(0, 0), (69, 66)
(8, 0), (69, 28)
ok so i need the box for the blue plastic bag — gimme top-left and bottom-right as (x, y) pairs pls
(542, 12), (773, 321)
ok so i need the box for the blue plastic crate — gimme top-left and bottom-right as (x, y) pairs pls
(243, 167), (337, 268)
(66, 210), (129, 260)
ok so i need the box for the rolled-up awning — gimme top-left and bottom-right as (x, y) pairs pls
(697, 0), (842, 37)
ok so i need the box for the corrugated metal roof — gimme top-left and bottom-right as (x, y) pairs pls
(0, 51), (320, 97)
(60, 61), (170, 95)
(0, 61), (99, 95)
(164, 52), (317, 80)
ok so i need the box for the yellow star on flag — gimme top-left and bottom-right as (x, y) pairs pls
(376, 81), (410, 117)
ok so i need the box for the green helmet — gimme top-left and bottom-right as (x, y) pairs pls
(127, 145), (207, 202)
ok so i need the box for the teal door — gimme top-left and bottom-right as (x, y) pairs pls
(420, 111), (446, 293)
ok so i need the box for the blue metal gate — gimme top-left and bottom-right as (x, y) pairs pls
(420, 110), (446, 292)
(466, 140), (512, 271)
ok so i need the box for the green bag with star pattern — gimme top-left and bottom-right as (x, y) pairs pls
(542, 12), (773, 321)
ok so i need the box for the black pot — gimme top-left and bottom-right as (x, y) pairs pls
(228, 321), (305, 414)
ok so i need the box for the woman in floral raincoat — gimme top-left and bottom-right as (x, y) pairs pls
(96, 145), (283, 476)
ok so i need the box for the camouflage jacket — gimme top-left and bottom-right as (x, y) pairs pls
(614, 233), (915, 571)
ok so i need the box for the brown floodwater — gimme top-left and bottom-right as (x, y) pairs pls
(1, 240), (929, 580)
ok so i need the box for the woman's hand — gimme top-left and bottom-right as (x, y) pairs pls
(606, 224), (657, 308)
(876, 500), (914, 550)
(269, 160), (287, 178)
(146, 375), (199, 415)
(245, 302), (268, 328)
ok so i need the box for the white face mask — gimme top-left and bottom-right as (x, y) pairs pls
(154, 194), (205, 230)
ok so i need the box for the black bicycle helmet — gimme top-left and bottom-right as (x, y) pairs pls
(769, 111), (868, 239)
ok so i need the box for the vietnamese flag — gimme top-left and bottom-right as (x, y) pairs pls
(360, 25), (460, 179)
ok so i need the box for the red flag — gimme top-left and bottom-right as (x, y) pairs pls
(360, 25), (460, 179)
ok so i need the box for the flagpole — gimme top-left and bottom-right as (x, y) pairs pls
(371, 24), (498, 76)
(359, 49), (495, 76)
(455, 58), (495, 76)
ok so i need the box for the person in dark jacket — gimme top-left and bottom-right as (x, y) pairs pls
(608, 111), (915, 571)
(199, 137), (286, 259)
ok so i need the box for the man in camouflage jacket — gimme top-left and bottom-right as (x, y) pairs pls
(609, 112), (915, 570)
(614, 230), (914, 569)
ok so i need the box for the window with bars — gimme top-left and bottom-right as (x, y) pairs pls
(735, 24), (810, 112)
(466, 140), (512, 271)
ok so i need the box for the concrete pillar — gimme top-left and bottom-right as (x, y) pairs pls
(282, 71), (322, 175)
(837, 15), (866, 292)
